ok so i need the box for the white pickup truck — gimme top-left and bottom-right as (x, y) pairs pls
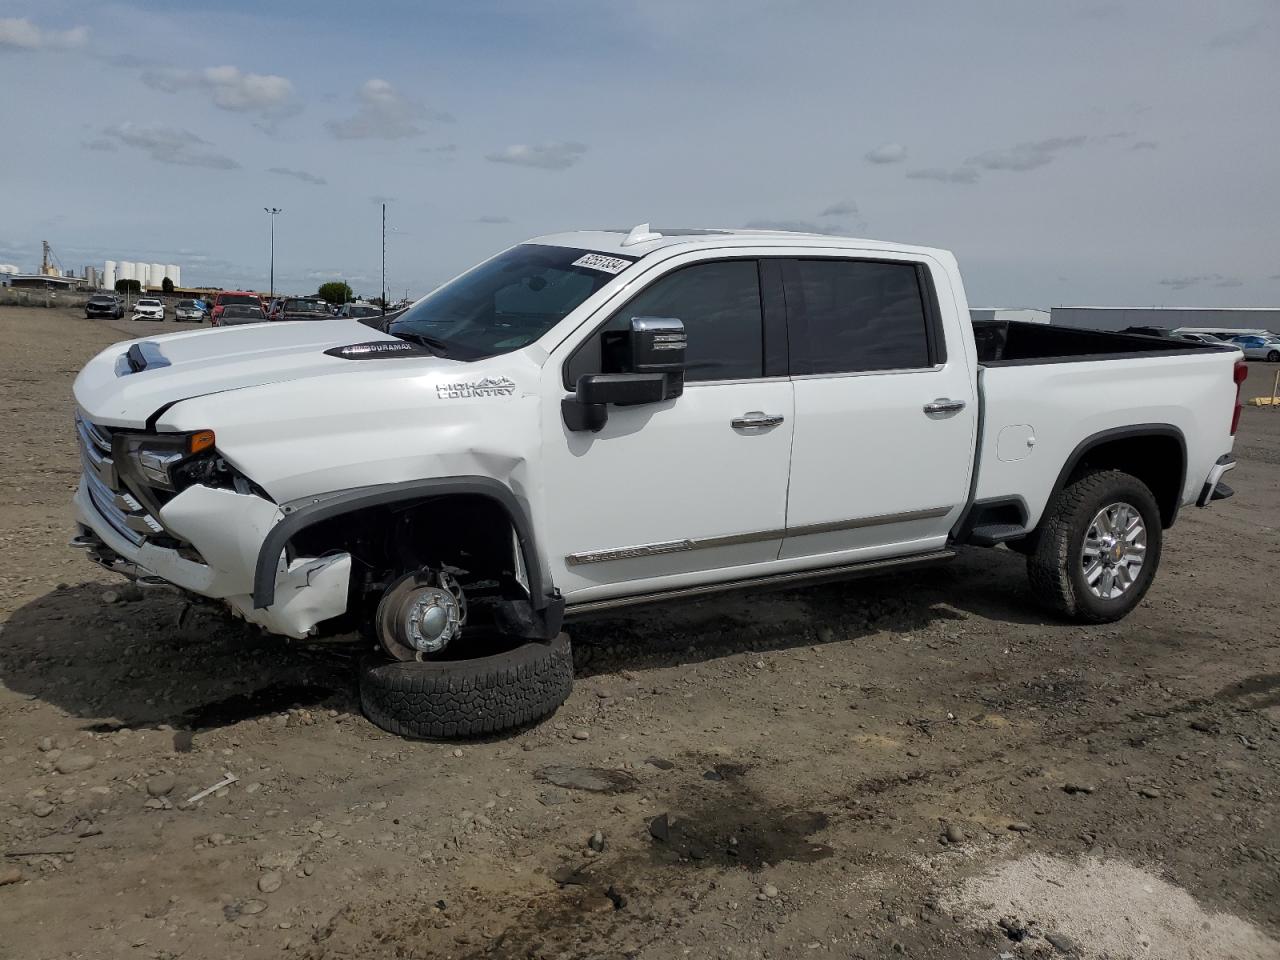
(71, 226), (1247, 737)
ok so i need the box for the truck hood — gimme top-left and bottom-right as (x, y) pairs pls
(74, 319), (458, 428)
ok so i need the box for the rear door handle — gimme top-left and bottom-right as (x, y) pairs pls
(731, 412), (785, 429)
(923, 398), (966, 415)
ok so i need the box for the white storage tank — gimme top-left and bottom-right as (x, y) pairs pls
(103, 261), (117, 289)
(165, 264), (181, 288)
(118, 261), (135, 283)
(150, 263), (165, 288)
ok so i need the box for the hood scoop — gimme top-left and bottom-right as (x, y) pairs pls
(115, 341), (172, 377)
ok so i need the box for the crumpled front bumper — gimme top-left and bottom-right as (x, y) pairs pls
(74, 479), (351, 639)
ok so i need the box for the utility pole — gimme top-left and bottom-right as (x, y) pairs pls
(381, 202), (387, 317)
(264, 207), (282, 299)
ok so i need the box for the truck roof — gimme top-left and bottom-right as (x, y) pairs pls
(528, 224), (950, 261)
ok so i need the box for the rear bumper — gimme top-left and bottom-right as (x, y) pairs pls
(1196, 455), (1236, 507)
(73, 478), (351, 638)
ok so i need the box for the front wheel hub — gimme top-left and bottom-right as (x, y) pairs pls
(377, 570), (467, 661)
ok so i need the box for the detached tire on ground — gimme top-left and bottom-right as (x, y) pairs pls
(359, 633), (573, 739)
(1026, 468), (1163, 623)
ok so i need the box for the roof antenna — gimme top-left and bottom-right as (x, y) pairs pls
(621, 223), (663, 247)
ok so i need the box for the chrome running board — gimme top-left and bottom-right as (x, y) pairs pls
(563, 549), (955, 618)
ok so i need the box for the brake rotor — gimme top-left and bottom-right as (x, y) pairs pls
(376, 569), (467, 662)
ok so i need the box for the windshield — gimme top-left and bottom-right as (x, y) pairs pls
(287, 299), (327, 312)
(220, 294), (259, 306)
(347, 305), (380, 317)
(388, 244), (633, 359)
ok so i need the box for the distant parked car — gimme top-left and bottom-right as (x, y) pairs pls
(131, 298), (164, 321)
(85, 294), (123, 319)
(1178, 333), (1225, 345)
(1230, 335), (1280, 362)
(174, 299), (206, 323)
(1120, 326), (1173, 338)
(337, 302), (383, 319)
(217, 303), (268, 326)
(272, 297), (334, 322)
(211, 291), (264, 326)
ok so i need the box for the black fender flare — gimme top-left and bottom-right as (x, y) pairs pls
(1046, 424), (1187, 528)
(252, 476), (558, 623)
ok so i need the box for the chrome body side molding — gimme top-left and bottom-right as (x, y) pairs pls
(564, 506), (953, 566)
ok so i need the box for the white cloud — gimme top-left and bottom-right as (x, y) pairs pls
(1131, 140), (1158, 150)
(267, 167), (327, 186)
(743, 219), (847, 236)
(1158, 274), (1244, 291)
(81, 138), (118, 152)
(906, 167), (980, 184)
(0, 17), (86, 51)
(865, 142), (907, 164)
(485, 141), (588, 170)
(964, 135), (1086, 172)
(474, 215), (511, 224)
(819, 200), (858, 218)
(141, 65), (298, 123)
(103, 123), (240, 170)
(325, 79), (448, 140)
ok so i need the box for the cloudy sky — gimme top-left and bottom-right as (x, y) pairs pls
(2, 0), (1277, 306)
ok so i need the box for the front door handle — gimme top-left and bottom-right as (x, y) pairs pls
(923, 398), (966, 415)
(731, 412), (785, 429)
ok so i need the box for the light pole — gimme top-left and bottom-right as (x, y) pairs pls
(264, 207), (282, 299)
(381, 202), (386, 317)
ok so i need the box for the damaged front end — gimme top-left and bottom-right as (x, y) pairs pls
(73, 413), (352, 639)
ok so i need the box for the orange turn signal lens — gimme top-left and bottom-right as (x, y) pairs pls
(187, 430), (216, 455)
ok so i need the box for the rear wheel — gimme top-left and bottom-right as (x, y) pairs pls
(1267, 350), (1280, 362)
(1026, 469), (1162, 623)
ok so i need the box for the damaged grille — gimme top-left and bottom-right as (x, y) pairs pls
(76, 413), (164, 546)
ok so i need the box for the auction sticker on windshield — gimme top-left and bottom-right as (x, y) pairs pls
(572, 254), (633, 274)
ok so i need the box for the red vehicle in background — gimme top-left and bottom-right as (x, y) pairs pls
(210, 291), (265, 326)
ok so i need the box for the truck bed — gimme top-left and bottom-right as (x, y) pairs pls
(972, 320), (1232, 365)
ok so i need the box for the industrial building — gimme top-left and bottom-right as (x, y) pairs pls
(1052, 306), (1280, 334)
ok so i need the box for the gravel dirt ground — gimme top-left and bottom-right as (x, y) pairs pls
(1, 305), (1277, 960)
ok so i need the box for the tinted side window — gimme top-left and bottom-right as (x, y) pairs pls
(566, 260), (764, 385)
(791, 260), (930, 374)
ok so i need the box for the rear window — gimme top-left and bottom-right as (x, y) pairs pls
(789, 259), (931, 374)
(287, 299), (328, 312)
(219, 294), (260, 306)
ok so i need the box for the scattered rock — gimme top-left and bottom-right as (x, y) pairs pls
(572, 729), (590, 741)
(588, 831), (605, 853)
(1062, 782), (1095, 795)
(760, 884), (779, 900)
(101, 589), (121, 604)
(146, 774), (176, 798)
(998, 916), (1031, 942)
(77, 821), (102, 838)
(537, 790), (568, 807)
(648, 813), (670, 842)
(54, 753), (96, 775)
(702, 769), (724, 782)
(30, 801), (55, 818)
(452, 748), (463, 758)
(1189, 719), (1217, 734)
(1138, 786), (1161, 799)
(605, 884), (627, 910)
(1046, 931), (1080, 955)
(36, 737), (54, 753)
(536, 765), (637, 794)
(645, 757), (674, 771)
(257, 871), (283, 894)
(944, 823), (965, 844)
(0, 867), (22, 886)
(144, 798), (168, 810)
(551, 864), (591, 887)
(172, 731), (194, 753)
(1008, 821), (1033, 833)
(240, 899), (268, 916)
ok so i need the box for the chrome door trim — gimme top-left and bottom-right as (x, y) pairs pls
(564, 549), (956, 616)
(565, 505), (953, 565)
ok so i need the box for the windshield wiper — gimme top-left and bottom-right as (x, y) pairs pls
(390, 330), (454, 357)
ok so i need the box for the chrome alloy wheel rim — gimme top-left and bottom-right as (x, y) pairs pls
(1081, 501), (1147, 600)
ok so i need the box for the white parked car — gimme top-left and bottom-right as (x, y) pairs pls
(131, 298), (164, 321)
(1229, 335), (1280, 362)
(71, 225), (1246, 737)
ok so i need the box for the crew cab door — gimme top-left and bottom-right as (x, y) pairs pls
(779, 255), (976, 561)
(541, 257), (794, 603)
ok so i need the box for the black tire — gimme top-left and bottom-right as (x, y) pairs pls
(359, 633), (573, 739)
(1267, 350), (1280, 363)
(1026, 469), (1162, 623)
